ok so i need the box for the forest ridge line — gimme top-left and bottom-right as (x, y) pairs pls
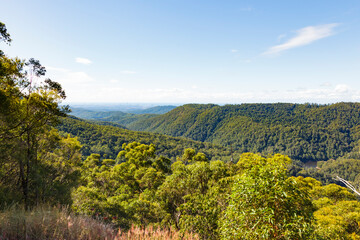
(70, 102), (360, 162)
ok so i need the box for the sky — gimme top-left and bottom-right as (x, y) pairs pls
(1, 0), (360, 104)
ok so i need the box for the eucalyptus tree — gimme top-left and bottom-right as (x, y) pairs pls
(0, 22), (74, 209)
(220, 154), (314, 240)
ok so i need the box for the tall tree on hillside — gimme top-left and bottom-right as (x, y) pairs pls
(0, 22), (73, 208)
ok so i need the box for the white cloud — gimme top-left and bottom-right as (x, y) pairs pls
(46, 66), (94, 84)
(276, 84), (356, 102)
(75, 57), (92, 65)
(109, 79), (119, 83)
(334, 84), (349, 93)
(231, 49), (238, 53)
(277, 34), (287, 42)
(66, 72), (94, 83)
(47, 65), (357, 104)
(120, 70), (137, 74)
(46, 66), (69, 72)
(45, 66), (96, 102)
(65, 84), (359, 104)
(263, 23), (339, 55)
(320, 82), (332, 87)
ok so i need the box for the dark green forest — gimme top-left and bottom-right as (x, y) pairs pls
(70, 107), (157, 126)
(58, 116), (232, 161)
(72, 102), (360, 162)
(3, 21), (360, 239)
(124, 103), (360, 162)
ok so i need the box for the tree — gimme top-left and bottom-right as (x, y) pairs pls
(295, 176), (360, 239)
(35, 130), (82, 204)
(72, 142), (170, 228)
(0, 22), (72, 208)
(178, 162), (231, 239)
(0, 22), (11, 56)
(157, 158), (232, 239)
(0, 22), (11, 43)
(219, 154), (314, 240)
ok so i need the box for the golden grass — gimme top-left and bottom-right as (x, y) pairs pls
(114, 225), (199, 240)
(0, 205), (199, 240)
(0, 205), (114, 240)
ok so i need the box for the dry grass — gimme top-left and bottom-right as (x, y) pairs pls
(114, 225), (199, 240)
(0, 205), (115, 240)
(0, 205), (199, 240)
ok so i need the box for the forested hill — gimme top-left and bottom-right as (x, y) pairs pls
(127, 102), (360, 162)
(127, 105), (177, 114)
(70, 105), (177, 125)
(70, 107), (156, 126)
(57, 116), (231, 161)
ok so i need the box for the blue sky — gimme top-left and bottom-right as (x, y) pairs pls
(1, 0), (360, 104)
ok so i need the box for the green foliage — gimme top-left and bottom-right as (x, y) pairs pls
(127, 103), (360, 162)
(295, 176), (360, 239)
(0, 22), (11, 44)
(0, 32), (78, 208)
(298, 157), (360, 187)
(70, 107), (157, 126)
(72, 142), (170, 229)
(70, 105), (177, 121)
(220, 154), (314, 240)
(313, 200), (360, 239)
(0, 22), (11, 56)
(179, 186), (224, 239)
(58, 116), (232, 161)
(117, 142), (156, 166)
(0, 128), (82, 207)
(157, 159), (232, 239)
(31, 130), (82, 205)
(181, 148), (209, 163)
(128, 105), (177, 114)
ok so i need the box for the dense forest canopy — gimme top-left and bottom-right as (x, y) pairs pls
(119, 102), (360, 162)
(57, 116), (232, 162)
(72, 102), (360, 162)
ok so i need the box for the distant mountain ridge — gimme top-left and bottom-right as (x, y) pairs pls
(70, 102), (360, 162)
(127, 105), (177, 114)
(70, 105), (176, 126)
(126, 102), (360, 162)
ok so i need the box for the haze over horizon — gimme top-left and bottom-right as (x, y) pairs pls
(2, 0), (360, 104)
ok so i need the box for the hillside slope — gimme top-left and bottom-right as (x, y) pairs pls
(127, 102), (360, 161)
(127, 105), (177, 114)
(57, 117), (231, 161)
(70, 107), (156, 126)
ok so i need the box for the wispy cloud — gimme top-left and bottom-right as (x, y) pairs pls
(75, 57), (92, 65)
(231, 49), (238, 53)
(46, 66), (94, 84)
(73, 84), (358, 104)
(109, 79), (119, 83)
(46, 66), (69, 73)
(263, 23), (339, 55)
(277, 34), (287, 42)
(320, 82), (332, 87)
